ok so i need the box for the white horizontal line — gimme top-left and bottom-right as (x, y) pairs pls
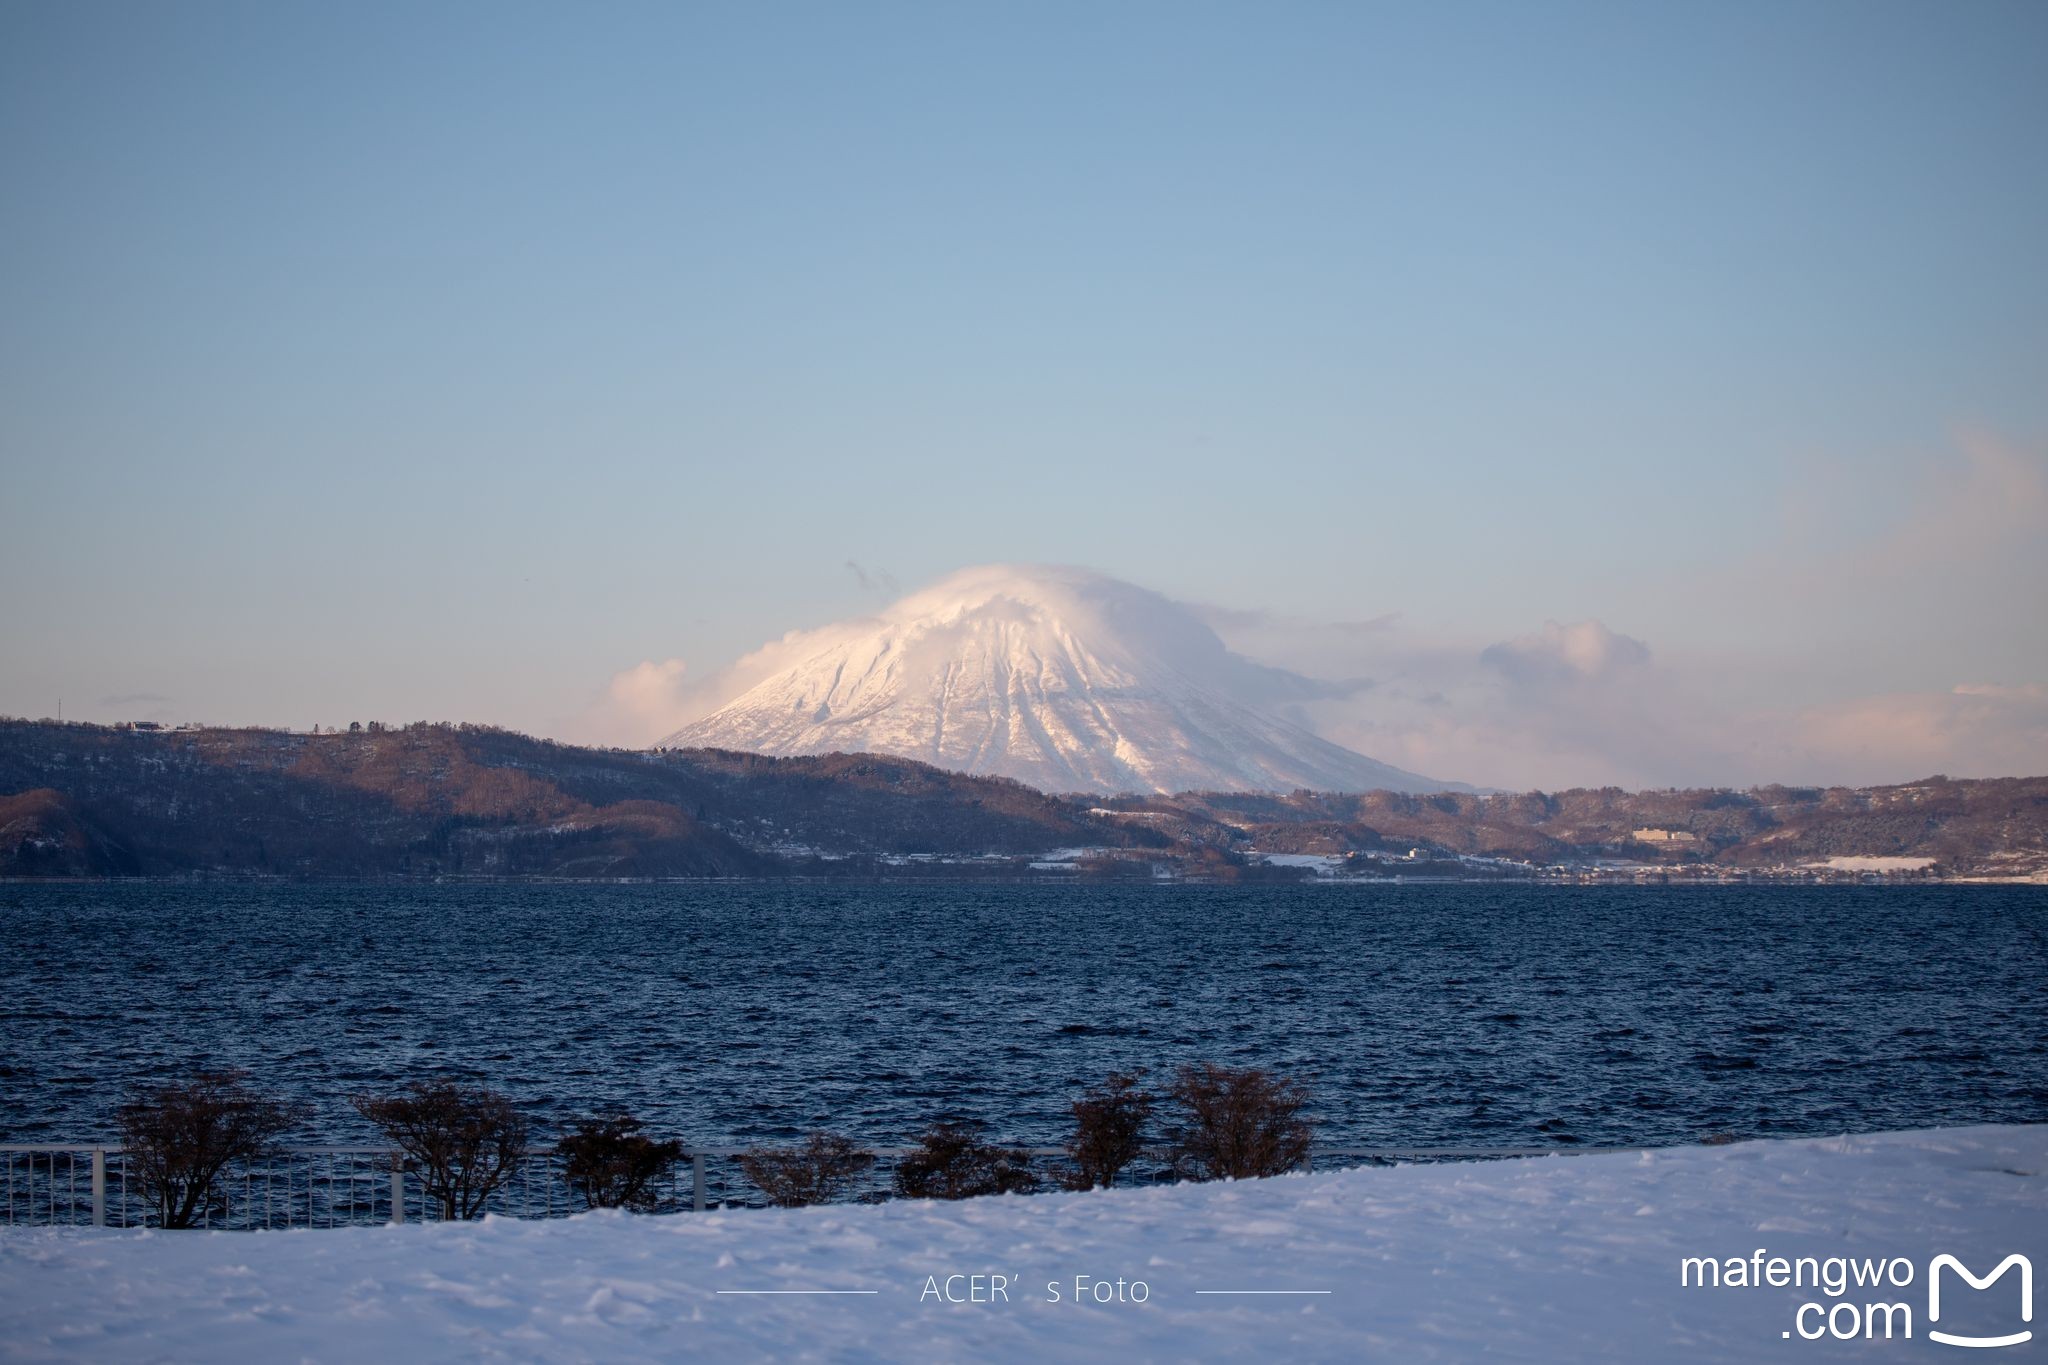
(715, 1289), (881, 1295)
(1194, 1290), (1331, 1295)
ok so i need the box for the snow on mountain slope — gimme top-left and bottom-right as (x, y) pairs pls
(661, 566), (1458, 795)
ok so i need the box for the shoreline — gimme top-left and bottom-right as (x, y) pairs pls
(8, 873), (2043, 887)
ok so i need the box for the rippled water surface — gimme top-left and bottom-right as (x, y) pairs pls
(4, 882), (2044, 1148)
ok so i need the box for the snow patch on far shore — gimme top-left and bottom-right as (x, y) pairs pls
(1817, 855), (1938, 872)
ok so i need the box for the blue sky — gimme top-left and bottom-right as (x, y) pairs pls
(3, 1), (2044, 785)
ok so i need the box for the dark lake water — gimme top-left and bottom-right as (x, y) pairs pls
(3, 882), (2044, 1150)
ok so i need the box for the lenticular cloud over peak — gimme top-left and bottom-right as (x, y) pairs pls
(661, 564), (1458, 795)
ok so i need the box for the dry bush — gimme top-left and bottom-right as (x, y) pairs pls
(739, 1133), (877, 1207)
(1062, 1072), (1156, 1190)
(1168, 1063), (1312, 1181)
(892, 1123), (1037, 1200)
(353, 1080), (529, 1220)
(115, 1070), (306, 1228)
(555, 1114), (685, 1211)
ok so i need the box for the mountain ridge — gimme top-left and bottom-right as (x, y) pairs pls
(2, 719), (2041, 881)
(663, 565), (1461, 795)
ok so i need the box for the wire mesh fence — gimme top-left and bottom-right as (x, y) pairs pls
(1, 1142), (1586, 1231)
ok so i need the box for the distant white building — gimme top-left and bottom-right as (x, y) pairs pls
(1631, 828), (1698, 844)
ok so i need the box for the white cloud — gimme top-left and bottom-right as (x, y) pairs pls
(1310, 622), (1709, 791)
(572, 657), (692, 745)
(1481, 620), (1651, 687)
(1201, 431), (2048, 791)
(1773, 683), (2048, 786)
(580, 430), (2048, 787)
(1213, 608), (2048, 792)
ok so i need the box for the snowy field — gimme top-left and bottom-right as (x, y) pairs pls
(2, 1126), (2041, 1363)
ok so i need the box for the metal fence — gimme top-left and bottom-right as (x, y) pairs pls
(1, 1142), (1592, 1231)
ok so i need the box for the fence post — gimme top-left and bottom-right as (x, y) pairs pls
(91, 1149), (105, 1228)
(692, 1154), (706, 1212)
(389, 1152), (405, 1226)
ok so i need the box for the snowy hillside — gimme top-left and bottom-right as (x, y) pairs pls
(663, 565), (1457, 795)
(3, 1126), (2039, 1362)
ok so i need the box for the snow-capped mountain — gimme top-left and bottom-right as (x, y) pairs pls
(660, 565), (1459, 795)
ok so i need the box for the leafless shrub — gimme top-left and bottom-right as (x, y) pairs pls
(555, 1114), (685, 1211)
(739, 1133), (877, 1207)
(1168, 1063), (1311, 1181)
(893, 1122), (1037, 1200)
(352, 1080), (529, 1220)
(115, 1071), (306, 1229)
(1062, 1072), (1156, 1190)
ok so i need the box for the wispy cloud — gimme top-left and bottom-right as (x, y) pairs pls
(1190, 603), (1400, 637)
(844, 560), (899, 594)
(574, 613), (884, 746)
(1481, 621), (1651, 688)
(565, 658), (693, 744)
(574, 431), (2048, 785)
(1721, 428), (2048, 608)
(1214, 605), (2048, 791)
(1878, 429), (2048, 569)
(1776, 684), (2048, 784)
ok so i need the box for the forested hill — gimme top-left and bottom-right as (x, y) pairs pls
(0, 720), (1153, 878)
(1120, 778), (2048, 879)
(1, 719), (2042, 880)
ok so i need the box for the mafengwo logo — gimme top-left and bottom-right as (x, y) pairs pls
(1928, 1254), (2032, 1350)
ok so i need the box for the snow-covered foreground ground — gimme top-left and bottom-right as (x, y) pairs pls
(2, 1126), (2041, 1363)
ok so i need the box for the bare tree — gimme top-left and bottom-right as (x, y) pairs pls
(115, 1071), (306, 1229)
(1062, 1071), (1156, 1191)
(555, 1115), (685, 1211)
(1168, 1063), (1311, 1181)
(893, 1123), (1036, 1200)
(352, 1080), (529, 1220)
(739, 1133), (877, 1208)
